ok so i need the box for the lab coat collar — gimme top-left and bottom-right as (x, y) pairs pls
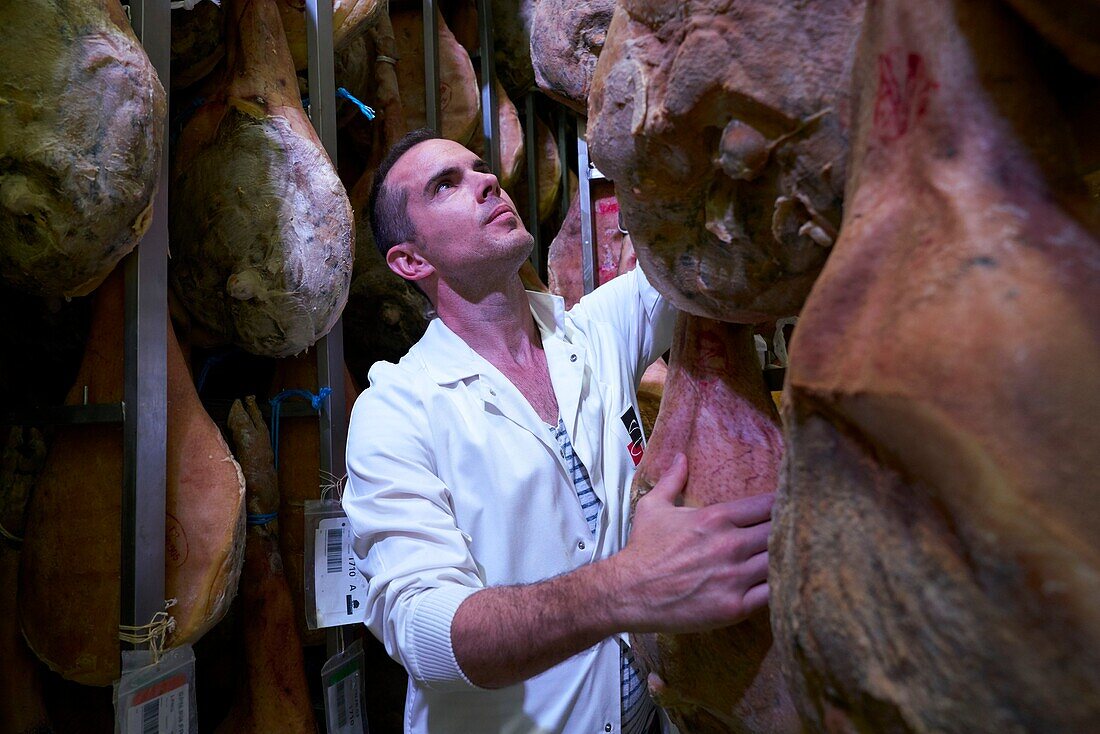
(412, 289), (570, 386)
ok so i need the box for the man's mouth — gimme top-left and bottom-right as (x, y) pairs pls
(486, 205), (513, 224)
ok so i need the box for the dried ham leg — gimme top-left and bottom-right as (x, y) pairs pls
(19, 267), (245, 685)
(630, 314), (797, 733)
(171, 0), (354, 358)
(773, 0), (1100, 729)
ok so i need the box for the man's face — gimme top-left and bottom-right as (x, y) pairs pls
(386, 138), (534, 291)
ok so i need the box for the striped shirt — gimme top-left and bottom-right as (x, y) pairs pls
(549, 417), (657, 734)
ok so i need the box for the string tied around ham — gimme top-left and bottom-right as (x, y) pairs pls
(301, 90), (377, 121)
(247, 511), (279, 526)
(118, 599), (178, 663)
(336, 88), (377, 120)
(269, 387), (332, 470)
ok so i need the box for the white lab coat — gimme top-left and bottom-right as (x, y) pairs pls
(344, 267), (677, 734)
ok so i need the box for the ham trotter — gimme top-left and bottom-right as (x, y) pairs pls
(217, 397), (315, 733)
(171, 0), (354, 358)
(0, 0), (165, 299)
(630, 313), (797, 733)
(772, 0), (1100, 730)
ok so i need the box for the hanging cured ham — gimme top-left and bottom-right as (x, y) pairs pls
(171, 0), (354, 358)
(530, 0), (614, 114)
(772, 0), (1100, 729)
(509, 114), (563, 226)
(630, 315), (797, 732)
(588, 0), (864, 322)
(19, 268), (246, 686)
(390, 6), (480, 144)
(470, 79), (525, 189)
(547, 180), (630, 308)
(278, 0), (387, 71)
(0, 0), (165, 299)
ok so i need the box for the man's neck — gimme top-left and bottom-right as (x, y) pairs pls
(435, 275), (542, 365)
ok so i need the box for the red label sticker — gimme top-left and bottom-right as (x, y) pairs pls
(132, 674), (187, 706)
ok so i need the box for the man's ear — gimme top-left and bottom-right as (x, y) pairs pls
(386, 243), (435, 283)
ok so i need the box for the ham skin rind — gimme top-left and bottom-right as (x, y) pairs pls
(629, 314), (798, 733)
(0, 0), (165, 299)
(772, 0), (1100, 729)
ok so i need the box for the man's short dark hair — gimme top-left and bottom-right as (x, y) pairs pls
(369, 128), (442, 261)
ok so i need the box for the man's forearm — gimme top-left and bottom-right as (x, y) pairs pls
(448, 456), (773, 690)
(450, 558), (629, 689)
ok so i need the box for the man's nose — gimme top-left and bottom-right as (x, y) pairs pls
(474, 169), (500, 201)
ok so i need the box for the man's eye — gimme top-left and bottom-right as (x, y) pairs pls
(435, 180), (453, 192)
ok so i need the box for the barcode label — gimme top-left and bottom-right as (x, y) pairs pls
(336, 678), (349, 727)
(325, 669), (364, 734)
(126, 681), (189, 734)
(142, 700), (159, 734)
(326, 528), (343, 574)
(313, 518), (367, 628)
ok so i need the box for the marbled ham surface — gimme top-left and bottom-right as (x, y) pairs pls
(630, 314), (798, 733)
(587, 0), (865, 323)
(773, 0), (1100, 730)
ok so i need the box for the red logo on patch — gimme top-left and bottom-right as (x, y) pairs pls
(621, 406), (645, 466)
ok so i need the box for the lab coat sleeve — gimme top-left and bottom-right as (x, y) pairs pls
(343, 364), (483, 692)
(569, 265), (678, 382)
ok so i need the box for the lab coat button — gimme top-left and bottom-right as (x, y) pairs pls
(578, 541), (586, 550)
(605, 724), (613, 732)
(570, 353), (577, 362)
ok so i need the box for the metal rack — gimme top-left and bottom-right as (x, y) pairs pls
(119, 0), (171, 653)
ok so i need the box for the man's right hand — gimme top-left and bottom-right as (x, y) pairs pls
(451, 452), (773, 688)
(608, 453), (773, 633)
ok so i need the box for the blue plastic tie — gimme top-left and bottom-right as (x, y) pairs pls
(247, 511), (280, 526)
(269, 387), (333, 470)
(336, 87), (376, 120)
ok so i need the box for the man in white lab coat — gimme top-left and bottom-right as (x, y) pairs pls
(343, 129), (774, 734)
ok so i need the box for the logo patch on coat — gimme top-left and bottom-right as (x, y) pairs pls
(620, 406), (645, 466)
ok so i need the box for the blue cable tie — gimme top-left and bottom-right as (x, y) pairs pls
(269, 387), (333, 470)
(247, 511), (280, 526)
(336, 87), (376, 120)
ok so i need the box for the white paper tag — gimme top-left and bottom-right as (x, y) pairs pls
(325, 667), (366, 734)
(125, 680), (189, 734)
(314, 516), (367, 627)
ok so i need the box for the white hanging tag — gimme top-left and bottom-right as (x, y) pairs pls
(114, 644), (197, 734)
(322, 639), (369, 734)
(306, 500), (368, 629)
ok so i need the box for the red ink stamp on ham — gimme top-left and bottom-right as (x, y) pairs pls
(873, 49), (938, 142)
